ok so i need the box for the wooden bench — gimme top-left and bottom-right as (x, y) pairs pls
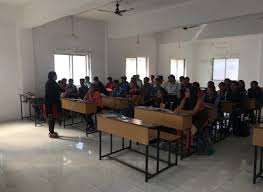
(97, 114), (179, 182)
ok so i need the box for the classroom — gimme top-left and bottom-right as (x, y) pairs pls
(0, 0), (263, 191)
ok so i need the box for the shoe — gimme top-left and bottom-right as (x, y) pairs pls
(49, 132), (59, 138)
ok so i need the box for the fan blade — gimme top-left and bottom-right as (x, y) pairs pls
(98, 9), (113, 13)
(119, 8), (134, 13)
(117, 12), (123, 16)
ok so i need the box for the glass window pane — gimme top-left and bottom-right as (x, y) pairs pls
(171, 60), (177, 77)
(126, 58), (137, 81)
(213, 59), (226, 80)
(72, 55), (86, 86)
(54, 54), (70, 81)
(226, 58), (239, 80)
(86, 55), (90, 78)
(177, 60), (185, 80)
(137, 57), (147, 79)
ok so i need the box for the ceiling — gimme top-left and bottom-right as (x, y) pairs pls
(77, 0), (194, 21)
(0, 0), (31, 6)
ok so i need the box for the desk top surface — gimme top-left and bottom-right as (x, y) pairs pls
(254, 124), (263, 129)
(135, 106), (192, 117)
(98, 114), (160, 129)
(61, 98), (95, 104)
(102, 96), (129, 101)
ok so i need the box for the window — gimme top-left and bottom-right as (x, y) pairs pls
(125, 57), (149, 81)
(170, 59), (186, 80)
(212, 58), (239, 81)
(54, 54), (91, 85)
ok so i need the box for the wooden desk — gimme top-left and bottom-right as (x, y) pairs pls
(97, 114), (178, 182)
(134, 107), (192, 131)
(134, 106), (192, 160)
(220, 101), (239, 113)
(18, 94), (44, 126)
(253, 124), (263, 184)
(61, 98), (97, 114)
(102, 96), (129, 110)
(61, 98), (97, 133)
(205, 104), (218, 121)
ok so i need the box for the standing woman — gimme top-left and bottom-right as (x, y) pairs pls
(45, 71), (61, 138)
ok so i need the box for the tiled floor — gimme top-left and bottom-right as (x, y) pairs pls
(0, 121), (262, 192)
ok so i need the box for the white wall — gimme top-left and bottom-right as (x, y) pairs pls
(107, 34), (158, 80)
(158, 42), (194, 80)
(0, 23), (20, 121)
(32, 17), (106, 95)
(194, 35), (262, 88)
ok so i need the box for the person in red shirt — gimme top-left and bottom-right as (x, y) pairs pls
(105, 77), (113, 92)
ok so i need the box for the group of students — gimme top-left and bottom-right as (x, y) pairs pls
(45, 71), (262, 147)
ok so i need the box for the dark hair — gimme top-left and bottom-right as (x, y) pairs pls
(238, 80), (245, 87)
(185, 77), (190, 82)
(85, 76), (90, 80)
(251, 81), (258, 86)
(121, 76), (127, 81)
(150, 75), (155, 79)
(80, 78), (85, 83)
(219, 82), (225, 87)
(192, 82), (200, 88)
(144, 77), (150, 81)
(94, 76), (99, 81)
(113, 80), (119, 84)
(179, 76), (185, 82)
(107, 77), (112, 81)
(232, 81), (239, 86)
(58, 80), (62, 84)
(69, 79), (73, 83)
(48, 71), (57, 80)
(184, 86), (198, 110)
(158, 75), (163, 81)
(168, 74), (175, 80)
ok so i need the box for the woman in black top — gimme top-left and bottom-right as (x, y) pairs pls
(45, 71), (61, 138)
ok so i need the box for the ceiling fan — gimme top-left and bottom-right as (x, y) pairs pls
(182, 25), (201, 30)
(98, 1), (135, 16)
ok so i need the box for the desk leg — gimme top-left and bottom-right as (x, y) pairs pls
(122, 138), (125, 149)
(156, 128), (160, 172)
(253, 146), (258, 184)
(110, 134), (113, 153)
(99, 131), (102, 160)
(71, 111), (74, 125)
(63, 109), (66, 128)
(180, 131), (184, 160)
(129, 140), (132, 149)
(145, 145), (149, 182)
(258, 109), (261, 123)
(20, 95), (23, 120)
(29, 102), (32, 118)
(260, 147), (263, 173)
(168, 142), (171, 166)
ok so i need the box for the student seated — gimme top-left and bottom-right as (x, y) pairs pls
(64, 79), (78, 98)
(230, 81), (242, 103)
(164, 75), (180, 109)
(248, 81), (263, 122)
(204, 85), (218, 105)
(105, 77), (113, 92)
(135, 75), (143, 88)
(238, 80), (247, 97)
(192, 82), (204, 98)
(93, 76), (107, 95)
(79, 78), (89, 99)
(217, 82), (231, 101)
(112, 80), (121, 97)
(156, 88), (169, 109)
(127, 79), (141, 104)
(151, 77), (163, 98)
(142, 77), (152, 105)
(150, 75), (155, 85)
(61, 78), (68, 92)
(175, 86), (211, 154)
(118, 76), (130, 98)
(83, 86), (103, 131)
(85, 76), (92, 89)
(248, 81), (262, 105)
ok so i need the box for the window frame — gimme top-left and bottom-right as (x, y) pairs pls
(212, 57), (239, 81)
(125, 57), (149, 79)
(170, 59), (186, 80)
(54, 53), (92, 85)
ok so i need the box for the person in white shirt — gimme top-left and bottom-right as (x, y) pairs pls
(164, 75), (181, 110)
